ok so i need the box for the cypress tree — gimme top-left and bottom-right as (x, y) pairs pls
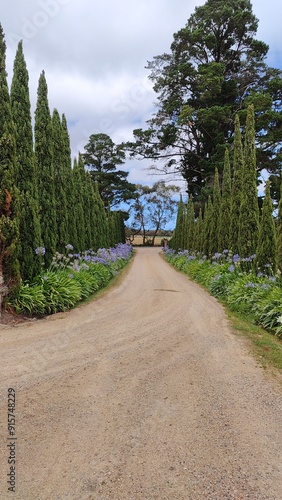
(72, 157), (86, 252)
(93, 181), (108, 248)
(186, 195), (195, 251)
(195, 208), (203, 253)
(61, 114), (78, 249)
(182, 202), (189, 250)
(277, 175), (282, 272)
(209, 168), (221, 256)
(256, 180), (277, 273)
(238, 105), (259, 258)
(203, 196), (212, 257)
(78, 154), (92, 249)
(34, 71), (57, 266)
(172, 195), (185, 250)
(218, 149), (232, 252)
(0, 24), (20, 287)
(52, 109), (69, 252)
(10, 41), (42, 280)
(115, 211), (125, 243)
(108, 212), (117, 247)
(230, 114), (244, 253)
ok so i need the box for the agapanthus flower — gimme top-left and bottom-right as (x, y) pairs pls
(35, 246), (46, 256)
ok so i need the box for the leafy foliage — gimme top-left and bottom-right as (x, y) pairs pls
(163, 248), (282, 338)
(126, 0), (282, 203)
(83, 133), (136, 208)
(7, 244), (133, 316)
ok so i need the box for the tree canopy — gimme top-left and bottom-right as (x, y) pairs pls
(83, 133), (136, 208)
(126, 0), (282, 202)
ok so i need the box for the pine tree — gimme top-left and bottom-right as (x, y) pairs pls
(0, 24), (20, 287)
(256, 180), (277, 273)
(10, 41), (42, 280)
(34, 71), (57, 266)
(218, 149), (232, 251)
(209, 168), (221, 256)
(230, 114), (244, 253)
(238, 105), (259, 258)
(52, 109), (69, 252)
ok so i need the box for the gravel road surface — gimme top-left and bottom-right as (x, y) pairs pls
(0, 247), (281, 499)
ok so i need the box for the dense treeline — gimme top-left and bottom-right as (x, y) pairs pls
(0, 28), (125, 291)
(170, 105), (279, 274)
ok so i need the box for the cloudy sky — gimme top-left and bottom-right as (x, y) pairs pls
(2, 0), (282, 192)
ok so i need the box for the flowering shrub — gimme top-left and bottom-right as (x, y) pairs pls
(163, 247), (282, 338)
(7, 244), (132, 316)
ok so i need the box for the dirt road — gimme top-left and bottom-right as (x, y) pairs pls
(0, 247), (281, 499)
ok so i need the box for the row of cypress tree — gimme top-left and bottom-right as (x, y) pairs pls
(170, 105), (280, 274)
(0, 27), (125, 288)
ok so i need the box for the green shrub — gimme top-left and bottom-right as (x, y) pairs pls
(88, 263), (112, 287)
(72, 270), (100, 298)
(208, 270), (238, 298)
(255, 287), (282, 335)
(34, 271), (82, 313)
(7, 283), (45, 315)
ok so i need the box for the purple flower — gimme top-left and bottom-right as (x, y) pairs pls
(213, 252), (222, 260)
(35, 246), (46, 256)
(228, 265), (235, 272)
(245, 282), (256, 288)
(261, 284), (270, 290)
(257, 272), (265, 278)
(232, 254), (240, 263)
(65, 244), (74, 251)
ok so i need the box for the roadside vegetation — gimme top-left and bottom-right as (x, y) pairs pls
(6, 244), (132, 316)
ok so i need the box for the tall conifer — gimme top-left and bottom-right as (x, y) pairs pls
(34, 71), (57, 266)
(52, 109), (69, 252)
(218, 149), (232, 251)
(171, 195), (185, 250)
(256, 180), (277, 273)
(10, 41), (42, 280)
(186, 196), (195, 251)
(0, 25), (20, 287)
(277, 175), (282, 272)
(203, 196), (212, 257)
(238, 105), (259, 258)
(95, 181), (109, 248)
(73, 157), (86, 251)
(230, 114), (244, 253)
(195, 208), (203, 253)
(209, 168), (221, 256)
(61, 114), (78, 248)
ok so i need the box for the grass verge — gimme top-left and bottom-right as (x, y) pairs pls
(226, 309), (282, 374)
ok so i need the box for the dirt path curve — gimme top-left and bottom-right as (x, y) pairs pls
(0, 247), (281, 499)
